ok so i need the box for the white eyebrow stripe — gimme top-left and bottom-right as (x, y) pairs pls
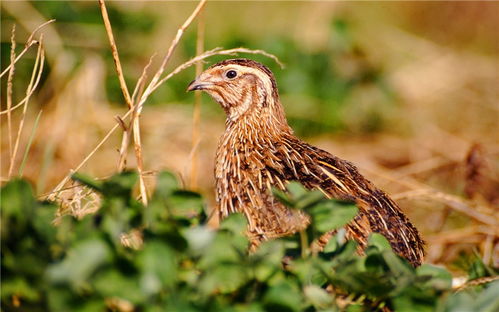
(224, 64), (274, 96)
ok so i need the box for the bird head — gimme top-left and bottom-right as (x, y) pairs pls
(187, 59), (282, 121)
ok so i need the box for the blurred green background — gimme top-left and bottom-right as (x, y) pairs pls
(1, 1), (498, 266)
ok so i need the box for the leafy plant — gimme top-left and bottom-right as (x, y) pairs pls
(1, 172), (497, 311)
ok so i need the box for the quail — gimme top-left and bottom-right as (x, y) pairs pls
(188, 58), (425, 266)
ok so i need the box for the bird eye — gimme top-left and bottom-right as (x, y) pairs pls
(225, 70), (237, 79)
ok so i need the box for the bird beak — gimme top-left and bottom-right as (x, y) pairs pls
(186, 78), (212, 92)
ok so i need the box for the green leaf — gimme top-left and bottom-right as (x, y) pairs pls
(287, 181), (309, 198)
(137, 240), (177, 294)
(272, 187), (295, 208)
(93, 269), (144, 304)
(250, 240), (285, 282)
(101, 171), (138, 200)
(416, 264), (452, 290)
(153, 171), (179, 197)
(184, 226), (215, 256)
(308, 200), (358, 233)
(304, 284), (334, 309)
(0, 277), (40, 301)
(199, 263), (248, 294)
(473, 281), (499, 312)
(170, 190), (204, 220)
(47, 237), (112, 290)
(289, 258), (328, 286)
(367, 233), (392, 252)
(263, 281), (303, 312)
(0, 179), (36, 218)
(198, 232), (245, 269)
(219, 213), (247, 235)
(295, 190), (325, 210)
(71, 172), (103, 192)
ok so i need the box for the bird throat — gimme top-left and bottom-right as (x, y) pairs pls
(215, 100), (307, 240)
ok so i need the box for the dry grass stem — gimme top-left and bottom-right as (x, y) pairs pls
(6, 25), (16, 171)
(454, 275), (499, 292)
(131, 54), (156, 106)
(143, 0), (207, 103)
(46, 46), (283, 200)
(190, 11), (205, 189)
(0, 19), (55, 79)
(18, 110), (43, 176)
(47, 1), (280, 204)
(117, 55), (154, 171)
(151, 47), (284, 95)
(393, 189), (497, 226)
(8, 35), (45, 178)
(48, 0), (208, 202)
(47, 122), (122, 201)
(99, 0), (149, 204)
(98, 0), (132, 109)
(121, 0), (206, 204)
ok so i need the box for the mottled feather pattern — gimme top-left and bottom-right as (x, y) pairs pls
(189, 58), (425, 266)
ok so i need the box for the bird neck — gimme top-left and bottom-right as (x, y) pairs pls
(224, 99), (292, 145)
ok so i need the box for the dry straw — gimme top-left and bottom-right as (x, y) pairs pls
(2, 23), (48, 179)
(47, 0), (283, 205)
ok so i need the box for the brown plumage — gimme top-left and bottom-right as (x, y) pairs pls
(187, 58), (425, 266)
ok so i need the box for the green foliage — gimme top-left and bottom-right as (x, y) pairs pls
(1, 172), (497, 311)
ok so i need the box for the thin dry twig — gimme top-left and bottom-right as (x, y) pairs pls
(8, 35), (45, 178)
(116, 54), (155, 170)
(454, 275), (499, 292)
(190, 10), (205, 189)
(0, 19), (55, 79)
(393, 189), (497, 226)
(151, 47), (284, 95)
(99, 0), (149, 205)
(125, 0), (206, 205)
(19, 110), (43, 176)
(6, 25), (16, 172)
(47, 0), (283, 201)
(98, 0), (133, 109)
(46, 46), (283, 200)
(143, 0), (208, 104)
(47, 122), (122, 201)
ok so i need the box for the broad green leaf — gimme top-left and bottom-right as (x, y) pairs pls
(416, 264), (452, 290)
(0, 179), (36, 218)
(101, 171), (138, 200)
(473, 281), (499, 312)
(93, 269), (144, 304)
(137, 240), (177, 294)
(304, 284), (334, 309)
(250, 240), (285, 282)
(198, 232), (244, 268)
(199, 263), (248, 294)
(272, 187), (295, 208)
(71, 172), (103, 192)
(0, 277), (40, 301)
(263, 281), (303, 312)
(184, 226), (215, 256)
(154, 171), (179, 198)
(289, 258), (328, 286)
(295, 190), (325, 210)
(308, 200), (358, 233)
(219, 213), (247, 235)
(170, 190), (204, 220)
(47, 237), (112, 290)
(287, 181), (309, 198)
(367, 233), (392, 251)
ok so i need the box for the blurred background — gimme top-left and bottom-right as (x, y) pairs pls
(1, 1), (498, 269)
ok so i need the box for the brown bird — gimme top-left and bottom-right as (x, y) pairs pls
(187, 58), (425, 266)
